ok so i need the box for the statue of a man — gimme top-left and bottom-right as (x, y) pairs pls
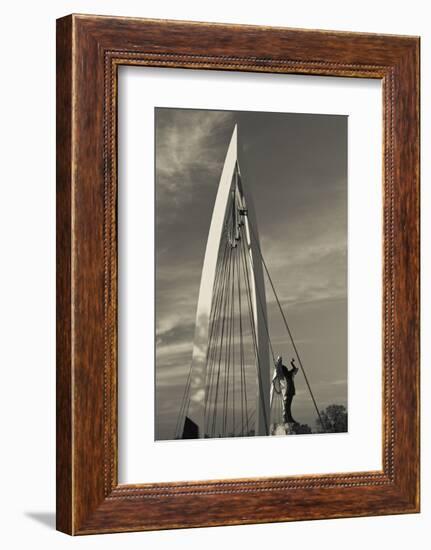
(274, 355), (299, 424)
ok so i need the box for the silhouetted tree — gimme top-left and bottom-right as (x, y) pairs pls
(292, 423), (312, 434)
(317, 404), (348, 433)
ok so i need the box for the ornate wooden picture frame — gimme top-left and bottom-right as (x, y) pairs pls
(56, 14), (420, 535)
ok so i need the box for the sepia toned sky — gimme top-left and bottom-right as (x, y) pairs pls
(155, 108), (347, 440)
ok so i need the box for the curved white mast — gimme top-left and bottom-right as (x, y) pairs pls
(186, 125), (270, 437)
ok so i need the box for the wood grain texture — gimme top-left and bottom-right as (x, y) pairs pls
(56, 14), (420, 535)
(56, 15), (73, 535)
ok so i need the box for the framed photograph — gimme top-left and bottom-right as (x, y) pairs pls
(56, 14), (420, 534)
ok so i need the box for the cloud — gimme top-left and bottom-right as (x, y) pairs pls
(156, 108), (236, 197)
(154, 108), (348, 439)
(258, 180), (347, 307)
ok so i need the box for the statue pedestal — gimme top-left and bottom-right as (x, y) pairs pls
(271, 422), (296, 435)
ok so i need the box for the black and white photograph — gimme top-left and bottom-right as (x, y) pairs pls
(155, 107), (348, 440)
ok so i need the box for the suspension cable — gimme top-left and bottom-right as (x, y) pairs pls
(246, 220), (326, 432)
(236, 239), (249, 436)
(204, 239), (231, 434)
(238, 224), (269, 435)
